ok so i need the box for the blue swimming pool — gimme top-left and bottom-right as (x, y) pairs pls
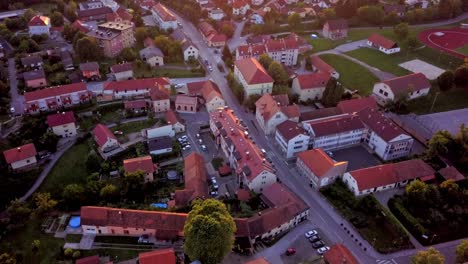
(150, 203), (167, 209)
(69, 216), (81, 228)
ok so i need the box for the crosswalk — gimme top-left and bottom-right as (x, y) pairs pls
(376, 259), (398, 264)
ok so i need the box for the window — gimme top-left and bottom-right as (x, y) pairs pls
(384, 92), (388, 96)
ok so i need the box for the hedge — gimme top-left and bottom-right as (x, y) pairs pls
(388, 197), (426, 238)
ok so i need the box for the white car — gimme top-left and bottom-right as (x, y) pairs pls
(304, 230), (318, 238)
(317, 246), (330, 255)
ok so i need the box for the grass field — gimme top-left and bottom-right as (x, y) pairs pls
(111, 119), (156, 134)
(319, 54), (379, 95)
(346, 48), (412, 76)
(134, 66), (205, 78)
(408, 86), (468, 114)
(456, 45), (468, 55)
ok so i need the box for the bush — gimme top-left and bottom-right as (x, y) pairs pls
(389, 197), (427, 238)
(96, 102), (123, 114)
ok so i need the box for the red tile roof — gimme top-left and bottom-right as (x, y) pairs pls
(337, 97), (377, 114)
(46, 111), (76, 127)
(124, 156), (155, 175)
(139, 248), (176, 264)
(349, 159), (435, 191)
(79, 62), (99, 72)
(164, 110), (182, 125)
(295, 72), (330, 89)
(357, 107), (407, 141)
(439, 166), (465, 182)
(150, 85), (170, 101)
(310, 55), (335, 74)
(233, 0), (248, 8)
(236, 189), (251, 201)
(186, 81), (206, 95)
(368, 33), (398, 49)
(198, 21), (216, 37)
(152, 3), (176, 21)
(237, 44), (267, 57)
(323, 244), (359, 264)
(297, 149), (347, 177)
(71, 19), (90, 33)
(261, 183), (308, 211)
(244, 258), (270, 264)
(382, 73), (430, 95)
(28, 15), (50, 26)
(104, 78), (170, 92)
(110, 62), (133, 73)
(3, 143), (37, 164)
(255, 93), (296, 122)
(174, 153), (208, 206)
(175, 95), (198, 106)
(124, 100), (147, 109)
(305, 114), (365, 137)
(207, 33), (227, 43)
(201, 81), (223, 103)
(76, 255), (100, 264)
(325, 19), (348, 30)
(116, 7), (133, 21)
(24, 83), (88, 102)
(235, 58), (273, 85)
(276, 120), (306, 141)
(92, 124), (117, 147)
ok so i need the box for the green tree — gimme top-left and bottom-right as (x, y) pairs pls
(0, 253), (16, 264)
(6, 199), (31, 226)
(221, 24), (234, 38)
(357, 5), (384, 24)
(86, 153), (101, 173)
(411, 247), (445, 264)
(406, 36), (419, 51)
(75, 37), (102, 61)
(438, 0), (462, 18)
(184, 199), (236, 264)
(454, 63), (468, 88)
(322, 78), (344, 106)
(405, 180), (428, 208)
(72, 251), (81, 259)
(135, 27), (149, 46)
(119, 47), (138, 61)
(394, 22), (409, 39)
(259, 54), (273, 69)
(426, 130), (454, 158)
(123, 171), (145, 202)
(456, 240), (468, 263)
(31, 240), (41, 253)
(385, 93), (409, 114)
(40, 132), (59, 153)
(63, 184), (86, 208)
(33, 192), (58, 216)
(267, 61), (289, 85)
(437, 70), (455, 91)
(384, 12), (400, 25)
(50, 11), (64, 27)
(22, 8), (36, 22)
(100, 184), (119, 203)
(244, 94), (261, 111)
(288, 13), (301, 29)
(222, 45), (233, 66)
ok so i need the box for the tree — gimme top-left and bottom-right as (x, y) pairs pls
(357, 5), (384, 24)
(135, 27), (149, 46)
(0, 253), (16, 264)
(405, 180), (428, 208)
(438, 0), (462, 18)
(426, 130), (454, 158)
(40, 132), (59, 153)
(384, 12), (400, 25)
(122, 171), (145, 202)
(259, 54), (273, 69)
(288, 13), (301, 29)
(22, 8), (36, 22)
(184, 199), (236, 264)
(406, 36), (419, 51)
(454, 63), (468, 88)
(31, 240), (41, 253)
(385, 93), (409, 114)
(50, 11), (64, 27)
(221, 24), (234, 38)
(267, 61), (289, 85)
(437, 70), (455, 91)
(6, 199), (31, 226)
(411, 247), (445, 264)
(33, 192), (57, 216)
(86, 153), (101, 173)
(63, 184), (85, 208)
(119, 47), (138, 61)
(456, 240), (468, 263)
(322, 78), (344, 106)
(394, 23), (409, 39)
(75, 37), (102, 61)
(100, 184), (119, 203)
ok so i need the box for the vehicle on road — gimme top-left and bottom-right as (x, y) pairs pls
(312, 240), (325, 248)
(304, 230), (318, 238)
(114, 131), (123, 135)
(308, 235), (321, 243)
(10, 107), (15, 113)
(285, 248), (296, 256)
(198, 139), (203, 144)
(196, 133), (200, 138)
(201, 145), (207, 152)
(317, 246), (330, 255)
(210, 191), (218, 196)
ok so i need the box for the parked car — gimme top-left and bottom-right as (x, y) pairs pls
(312, 240), (325, 248)
(201, 145), (207, 152)
(304, 230), (318, 238)
(285, 248), (296, 256)
(114, 131), (123, 135)
(198, 139), (203, 144)
(196, 133), (200, 138)
(210, 191), (218, 196)
(138, 234), (150, 244)
(308, 235), (321, 243)
(317, 246), (330, 255)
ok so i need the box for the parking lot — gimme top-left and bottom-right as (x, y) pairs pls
(281, 228), (333, 264)
(332, 145), (381, 171)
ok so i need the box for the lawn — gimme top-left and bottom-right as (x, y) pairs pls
(65, 234), (83, 243)
(456, 45), (468, 56)
(30, 3), (57, 15)
(110, 119), (157, 134)
(407, 86), (468, 114)
(319, 54), (379, 95)
(94, 236), (139, 244)
(82, 248), (144, 262)
(134, 66), (205, 78)
(346, 48), (412, 76)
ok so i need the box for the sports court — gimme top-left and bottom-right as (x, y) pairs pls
(418, 27), (468, 59)
(398, 59), (444, 80)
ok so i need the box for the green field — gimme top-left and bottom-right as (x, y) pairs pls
(134, 66), (205, 78)
(346, 48), (412, 76)
(456, 45), (468, 56)
(408, 86), (468, 114)
(111, 119), (156, 134)
(319, 54), (379, 95)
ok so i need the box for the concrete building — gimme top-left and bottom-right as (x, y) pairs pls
(372, 73), (431, 105)
(46, 111), (77, 138)
(146, 125), (175, 139)
(102, 78), (170, 101)
(275, 120), (309, 159)
(92, 124), (120, 153)
(322, 19), (348, 40)
(164, 110), (185, 133)
(296, 148), (348, 188)
(151, 3), (178, 30)
(110, 62), (133, 80)
(123, 156), (156, 182)
(235, 38), (300, 66)
(150, 85), (170, 113)
(291, 72), (330, 102)
(86, 21), (135, 57)
(255, 94), (300, 135)
(28, 15), (51, 36)
(139, 46), (164, 66)
(175, 95), (198, 113)
(367, 34), (400, 54)
(234, 58), (274, 98)
(3, 143), (37, 170)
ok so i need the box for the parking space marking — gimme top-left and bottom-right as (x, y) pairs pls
(376, 259), (398, 264)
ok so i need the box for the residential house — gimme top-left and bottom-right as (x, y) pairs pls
(21, 55), (43, 69)
(336, 96), (377, 114)
(28, 15), (51, 36)
(92, 124), (120, 153)
(310, 55), (339, 79)
(322, 19), (348, 40)
(372, 73), (431, 105)
(165, 110), (185, 133)
(79, 62), (100, 80)
(24, 69), (47, 89)
(209, 8), (225, 20)
(323, 244), (359, 264)
(24, 83), (93, 113)
(102, 78), (170, 101)
(150, 85), (170, 113)
(79, 0), (104, 10)
(198, 21), (216, 39)
(124, 100), (148, 113)
(151, 3), (178, 30)
(296, 148), (348, 188)
(343, 159), (435, 196)
(77, 7), (113, 21)
(71, 19), (91, 33)
(139, 249), (176, 264)
(438, 166), (465, 182)
(383, 4), (405, 17)
(275, 120), (309, 159)
(3, 143), (37, 170)
(236, 44), (266, 60)
(201, 81), (225, 112)
(123, 156), (156, 182)
(110, 62), (133, 80)
(139, 46), (164, 66)
(285, 33), (312, 53)
(233, 0), (250, 15)
(210, 108), (277, 192)
(146, 125), (175, 139)
(181, 40), (199, 61)
(46, 111), (77, 137)
(234, 58), (274, 98)
(367, 34), (400, 54)
(148, 136), (173, 155)
(291, 72), (330, 102)
(255, 93), (300, 135)
(175, 95), (198, 113)
(86, 21), (135, 57)
(170, 28), (186, 42)
(207, 33), (227, 47)
(173, 152), (209, 207)
(236, 38), (300, 66)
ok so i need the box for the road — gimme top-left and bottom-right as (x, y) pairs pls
(8, 58), (25, 115)
(228, 21), (249, 51)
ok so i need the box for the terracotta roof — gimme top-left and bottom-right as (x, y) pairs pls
(337, 97), (377, 114)
(28, 15), (50, 26)
(276, 120), (306, 141)
(439, 166), (465, 182)
(152, 3), (176, 21)
(164, 110), (182, 125)
(236, 189), (251, 201)
(79, 62), (99, 72)
(174, 153), (208, 206)
(244, 258), (270, 264)
(325, 19), (348, 30)
(357, 107), (407, 141)
(3, 143), (37, 164)
(198, 21), (216, 37)
(234, 58), (273, 85)
(261, 183), (308, 211)
(23, 69), (46, 81)
(139, 248), (176, 264)
(104, 78), (170, 92)
(233, 0), (248, 8)
(124, 100), (147, 109)
(255, 94), (287, 122)
(47, 111), (76, 127)
(187, 81), (205, 95)
(116, 7), (133, 21)
(92, 124), (117, 147)
(78, 7), (113, 18)
(175, 95), (198, 106)
(110, 62), (133, 73)
(71, 20), (90, 33)
(300, 107), (341, 122)
(310, 55), (335, 74)
(381, 73), (430, 95)
(207, 33), (227, 43)
(124, 156), (155, 175)
(323, 244), (359, 264)
(24, 83), (88, 102)
(237, 44), (267, 57)
(282, 105), (300, 119)
(76, 255), (100, 264)
(368, 34), (398, 49)
(305, 114), (365, 137)
(297, 149), (347, 177)
(349, 159), (435, 191)
(295, 72), (330, 89)
(201, 81), (223, 103)
(181, 39), (196, 51)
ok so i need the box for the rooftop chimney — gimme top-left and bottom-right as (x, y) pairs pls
(17, 147), (21, 152)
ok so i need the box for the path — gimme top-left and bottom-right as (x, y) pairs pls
(8, 58), (24, 115)
(228, 21), (249, 51)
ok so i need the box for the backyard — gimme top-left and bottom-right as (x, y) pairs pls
(407, 86), (468, 114)
(134, 65), (205, 78)
(318, 54), (379, 95)
(110, 119), (157, 135)
(320, 180), (413, 253)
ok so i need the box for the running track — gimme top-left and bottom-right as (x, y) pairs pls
(418, 28), (468, 59)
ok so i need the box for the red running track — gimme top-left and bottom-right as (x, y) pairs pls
(418, 28), (468, 59)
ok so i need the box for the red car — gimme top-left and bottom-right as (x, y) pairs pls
(286, 248), (296, 256)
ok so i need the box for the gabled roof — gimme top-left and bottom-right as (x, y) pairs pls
(201, 80), (223, 103)
(381, 73), (431, 95)
(92, 124), (117, 147)
(3, 143), (37, 164)
(164, 110), (182, 125)
(207, 33), (227, 43)
(181, 39), (197, 51)
(295, 72), (330, 89)
(337, 97), (377, 114)
(357, 107), (408, 142)
(368, 34), (398, 49)
(24, 83), (88, 102)
(47, 111), (76, 127)
(23, 69), (46, 81)
(104, 78), (170, 92)
(175, 95), (198, 105)
(71, 20), (90, 33)
(300, 107), (341, 122)
(276, 120), (306, 141)
(198, 21), (216, 37)
(233, 0), (249, 8)
(439, 166), (465, 182)
(78, 7), (113, 18)
(150, 85), (170, 101)
(110, 62), (133, 73)
(124, 156), (155, 175)
(325, 19), (348, 30)
(310, 55), (335, 74)
(348, 159), (435, 191)
(21, 55), (43, 67)
(234, 58), (273, 85)
(323, 244), (359, 264)
(139, 248), (176, 264)
(174, 152), (208, 206)
(152, 3), (176, 21)
(116, 7), (133, 21)
(124, 100), (147, 109)
(306, 114), (365, 137)
(139, 46), (164, 58)
(297, 149), (347, 177)
(79, 62), (99, 72)
(28, 15), (50, 26)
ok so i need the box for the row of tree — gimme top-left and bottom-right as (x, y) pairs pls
(411, 241), (468, 264)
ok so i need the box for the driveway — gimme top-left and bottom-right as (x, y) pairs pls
(334, 40), (367, 53)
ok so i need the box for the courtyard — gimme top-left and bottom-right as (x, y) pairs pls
(332, 146), (381, 171)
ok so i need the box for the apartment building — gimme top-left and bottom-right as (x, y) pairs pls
(86, 21), (135, 57)
(275, 120), (309, 159)
(234, 58), (274, 98)
(151, 3), (178, 30)
(255, 93), (300, 135)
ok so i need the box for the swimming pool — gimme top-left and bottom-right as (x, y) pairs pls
(69, 216), (81, 228)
